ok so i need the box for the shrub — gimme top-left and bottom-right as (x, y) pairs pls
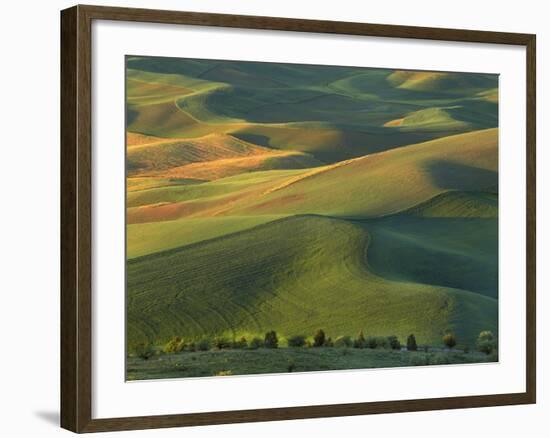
(325, 337), (334, 347)
(365, 336), (378, 349)
(354, 331), (366, 348)
(264, 331), (278, 349)
(478, 330), (494, 342)
(217, 370), (232, 376)
(443, 333), (457, 349)
(366, 336), (388, 349)
(287, 335), (307, 347)
(387, 335), (401, 350)
(163, 336), (185, 354)
(334, 336), (353, 348)
(214, 337), (231, 350)
(287, 360), (296, 373)
(233, 336), (248, 349)
(313, 329), (326, 347)
(135, 342), (155, 360)
(477, 331), (497, 355)
(197, 339), (210, 351)
(249, 337), (263, 350)
(406, 334), (418, 351)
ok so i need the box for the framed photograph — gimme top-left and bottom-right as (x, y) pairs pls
(60, 4), (536, 433)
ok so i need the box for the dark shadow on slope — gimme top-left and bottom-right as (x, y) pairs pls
(361, 215), (498, 299)
(126, 106), (139, 127)
(427, 160), (498, 192)
(232, 132), (271, 148)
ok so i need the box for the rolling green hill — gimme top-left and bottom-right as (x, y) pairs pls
(126, 57), (498, 163)
(387, 70), (496, 95)
(225, 128), (498, 218)
(127, 132), (322, 179)
(127, 215), (497, 349)
(402, 190), (498, 218)
(126, 129), (497, 225)
(125, 57), (499, 371)
(363, 214), (498, 298)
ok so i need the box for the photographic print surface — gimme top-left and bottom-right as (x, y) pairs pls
(126, 56), (499, 380)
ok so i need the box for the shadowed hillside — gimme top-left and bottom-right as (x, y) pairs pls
(127, 215), (497, 348)
(125, 57), (499, 372)
(126, 57), (498, 163)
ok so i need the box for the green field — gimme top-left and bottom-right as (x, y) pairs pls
(127, 347), (496, 381)
(126, 57), (499, 379)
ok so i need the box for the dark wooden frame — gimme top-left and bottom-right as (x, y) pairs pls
(61, 4), (536, 433)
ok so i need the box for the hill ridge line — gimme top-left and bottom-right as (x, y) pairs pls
(260, 127), (497, 197)
(127, 214), (334, 263)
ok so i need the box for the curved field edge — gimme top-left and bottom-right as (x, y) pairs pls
(125, 129), (498, 227)
(127, 215), (285, 259)
(127, 215), (497, 350)
(126, 61), (498, 165)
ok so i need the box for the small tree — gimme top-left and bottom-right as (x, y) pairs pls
(163, 336), (185, 354)
(214, 337), (231, 350)
(233, 336), (248, 349)
(264, 330), (278, 348)
(365, 336), (378, 349)
(387, 335), (401, 350)
(478, 331), (494, 342)
(313, 329), (326, 347)
(443, 333), (457, 349)
(477, 330), (497, 355)
(288, 335), (306, 347)
(407, 334), (418, 351)
(354, 330), (366, 348)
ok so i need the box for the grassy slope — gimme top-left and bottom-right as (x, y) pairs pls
(127, 215), (497, 349)
(403, 190), (498, 218)
(223, 128), (498, 218)
(126, 129), (498, 276)
(361, 190), (498, 299)
(127, 215), (284, 258)
(126, 129), (497, 225)
(125, 59), (499, 363)
(126, 59), (498, 164)
(363, 215), (498, 298)
(387, 71), (496, 94)
(127, 133), (275, 176)
(126, 169), (306, 223)
(127, 348), (494, 380)
(154, 150), (323, 181)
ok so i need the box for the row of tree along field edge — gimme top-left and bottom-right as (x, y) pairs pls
(131, 329), (498, 360)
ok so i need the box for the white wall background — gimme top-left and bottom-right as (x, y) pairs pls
(0, 0), (546, 436)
